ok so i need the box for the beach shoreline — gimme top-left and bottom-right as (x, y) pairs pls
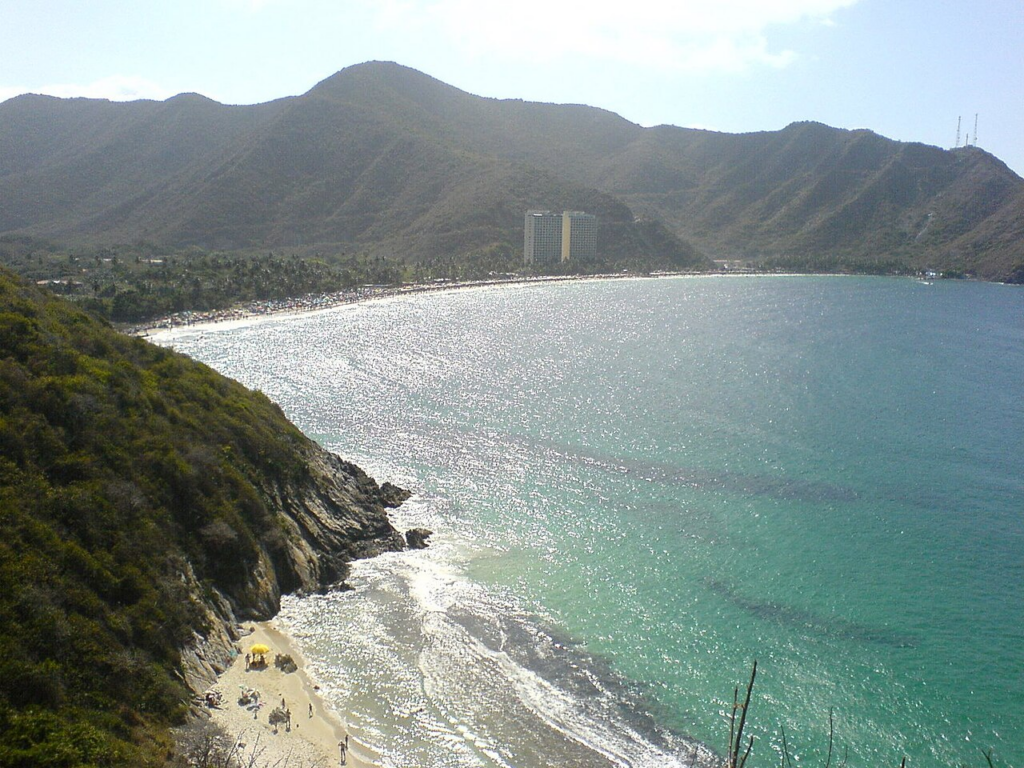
(202, 620), (377, 768)
(125, 270), (904, 340)
(126, 271), (706, 337)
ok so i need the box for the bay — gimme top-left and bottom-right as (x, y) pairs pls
(156, 276), (1024, 767)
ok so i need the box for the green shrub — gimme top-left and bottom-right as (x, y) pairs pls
(0, 269), (337, 764)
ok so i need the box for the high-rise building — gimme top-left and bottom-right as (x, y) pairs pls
(561, 211), (597, 262)
(524, 210), (562, 264)
(524, 210), (597, 264)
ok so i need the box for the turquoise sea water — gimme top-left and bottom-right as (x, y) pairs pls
(157, 276), (1024, 767)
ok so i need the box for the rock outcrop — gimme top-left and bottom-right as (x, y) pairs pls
(239, 446), (409, 617)
(0, 268), (420, 761)
(405, 527), (433, 550)
(181, 443), (413, 695)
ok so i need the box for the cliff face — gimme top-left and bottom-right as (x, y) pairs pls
(238, 447), (410, 616)
(180, 446), (412, 695)
(0, 267), (415, 764)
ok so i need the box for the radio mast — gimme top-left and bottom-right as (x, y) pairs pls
(973, 113), (979, 146)
(955, 116), (961, 148)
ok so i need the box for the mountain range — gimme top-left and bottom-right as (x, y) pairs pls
(2, 60), (1022, 280)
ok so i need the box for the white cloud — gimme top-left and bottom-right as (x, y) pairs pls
(368, 0), (858, 72)
(0, 76), (173, 103)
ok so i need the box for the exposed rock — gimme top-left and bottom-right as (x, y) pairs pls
(228, 445), (409, 620)
(381, 481), (413, 508)
(180, 443), (412, 697)
(405, 527), (433, 550)
(178, 563), (242, 697)
(274, 653), (298, 673)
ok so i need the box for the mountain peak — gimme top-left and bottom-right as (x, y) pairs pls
(1, 63), (1021, 280)
(307, 60), (451, 98)
(165, 92), (219, 105)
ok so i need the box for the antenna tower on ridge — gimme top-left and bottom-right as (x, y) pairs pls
(973, 113), (979, 146)
(955, 115), (961, 148)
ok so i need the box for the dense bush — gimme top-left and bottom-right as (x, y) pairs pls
(0, 237), (408, 324)
(0, 268), (319, 765)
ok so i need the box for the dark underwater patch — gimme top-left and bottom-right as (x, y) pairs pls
(705, 578), (916, 649)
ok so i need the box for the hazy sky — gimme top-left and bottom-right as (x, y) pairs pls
(1, 0), (1021, 175)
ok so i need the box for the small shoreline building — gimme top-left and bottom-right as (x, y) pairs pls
(524, 210), (597, 264)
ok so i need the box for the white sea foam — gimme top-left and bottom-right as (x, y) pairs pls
(278, 510), (714, 767)
(161, 277), (1024, 767)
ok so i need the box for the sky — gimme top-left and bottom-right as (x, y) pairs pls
(1, 0), (1021, 176)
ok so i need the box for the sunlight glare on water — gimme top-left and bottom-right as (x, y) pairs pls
(157, 276), (1024, 767)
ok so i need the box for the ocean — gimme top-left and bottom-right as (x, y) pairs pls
(155, 276), (1023, 767)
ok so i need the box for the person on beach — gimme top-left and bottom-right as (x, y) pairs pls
(339, 740), (347, 765)
(309, 702), (313, 717)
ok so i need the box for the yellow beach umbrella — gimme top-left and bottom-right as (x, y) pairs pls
(250, 643), (271, 656)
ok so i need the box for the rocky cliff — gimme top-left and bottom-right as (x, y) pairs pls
(179, 445), (413, 696)
(236, 446), (410, 617)
(0, 267), (418, 765)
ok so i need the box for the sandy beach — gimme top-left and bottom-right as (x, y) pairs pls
(129, 271), (693, 338)
(203, 621), (378, 768)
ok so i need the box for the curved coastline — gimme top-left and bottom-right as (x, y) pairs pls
(154, 270), (867, 768)
(152, 274), (725, 767)
(128, 271), (704, 337)
(127, 270), (942, 340)
(153, 274), (1024, 765)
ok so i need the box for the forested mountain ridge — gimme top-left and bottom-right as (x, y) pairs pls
(0, 267), (411, 765)
(595, 122), (1024, 278)
(1, 60), (1022, 280)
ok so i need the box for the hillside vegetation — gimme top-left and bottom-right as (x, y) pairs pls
(0, 268), (407, 766)
(3, 61), (1020, 282)
(0, 64), (705, 276)
(0, 236), (408, 323)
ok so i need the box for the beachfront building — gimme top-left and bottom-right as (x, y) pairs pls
(524, 210), (597, 264)
(524, 210), (562, 264)
(562, 210), (597, 262)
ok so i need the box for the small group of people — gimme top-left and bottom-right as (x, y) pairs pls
(238, 685), (262, 714)
(269, 698), (293, 734)
(244, 652), (268, 670)
(233, 639), (354, 765)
